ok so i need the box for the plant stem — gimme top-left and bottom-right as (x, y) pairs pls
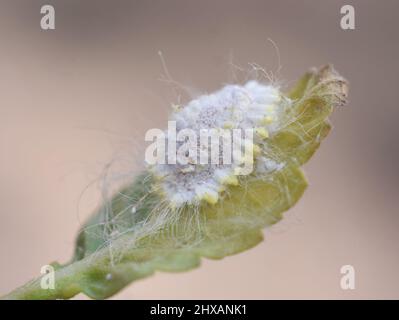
(1, 259), (86, 300)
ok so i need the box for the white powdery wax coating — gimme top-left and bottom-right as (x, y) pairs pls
(150, 81), (289, 207)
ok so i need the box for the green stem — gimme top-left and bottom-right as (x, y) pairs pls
(1, 234), (151, 300)
(1, 259), (86, 300)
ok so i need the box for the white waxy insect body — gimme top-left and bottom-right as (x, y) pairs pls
(149, 81), (289, 207)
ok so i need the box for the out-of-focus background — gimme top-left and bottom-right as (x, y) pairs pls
(0, 0), (398, 299)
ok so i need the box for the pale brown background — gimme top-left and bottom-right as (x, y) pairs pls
(0, 0), (398, 299)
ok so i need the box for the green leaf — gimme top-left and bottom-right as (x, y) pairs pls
(2, 65), (348, 300)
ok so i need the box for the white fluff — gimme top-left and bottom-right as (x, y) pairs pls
(150, 81), (290, 207)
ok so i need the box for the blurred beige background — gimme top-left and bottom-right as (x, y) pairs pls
(0, 0), (398, 299)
